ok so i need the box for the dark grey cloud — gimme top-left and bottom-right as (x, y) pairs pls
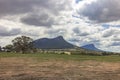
(109, 41), (120, 46)
(73, 27), (89, 36)
(113, 36), (120, 41)
(0, 26), (21, 36)
(0, 0), (71, 16)
(78, 0), (120, 23)
(102, 31), (113, 37)
(21, 14), (54, 27)
(102, 28), (120, 37)
(0, 0), (72, 27)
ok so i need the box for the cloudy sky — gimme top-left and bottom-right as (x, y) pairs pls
(0, 0), (120, 52)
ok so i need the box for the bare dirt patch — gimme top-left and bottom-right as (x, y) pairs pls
(0, 57), (120, 80)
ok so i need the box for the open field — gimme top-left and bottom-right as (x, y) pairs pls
(0, 53), (120, 80)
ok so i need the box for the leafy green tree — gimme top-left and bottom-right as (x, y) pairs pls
(12, 36), (33, 53)
(4, 44), (14, 52)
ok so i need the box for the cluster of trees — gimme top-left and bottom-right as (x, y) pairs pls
(0, 46), (2, 51)
(2, 36), (36, 53)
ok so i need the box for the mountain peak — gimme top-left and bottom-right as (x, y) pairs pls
(81, 44), (102, 51)
(33, 36), (74, 49)
(87, 44), (95, 47)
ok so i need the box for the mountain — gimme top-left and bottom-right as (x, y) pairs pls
(33, 36), (75, 49)
(81, 44), (102, 51)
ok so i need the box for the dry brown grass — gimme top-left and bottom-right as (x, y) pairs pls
(0, 57), (120, 80)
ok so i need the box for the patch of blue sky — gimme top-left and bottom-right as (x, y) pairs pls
(102, 24), (110, 29)
(102, 24), (120, 28)
(75, 0), (83, 4)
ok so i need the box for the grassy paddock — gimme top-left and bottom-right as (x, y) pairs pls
(0, 52), (120, 62)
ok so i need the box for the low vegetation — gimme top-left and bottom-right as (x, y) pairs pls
(0, 52), (120, 62)
(0, 52), (120, 80)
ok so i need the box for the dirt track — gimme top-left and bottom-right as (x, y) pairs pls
(0, 57), (120, 80)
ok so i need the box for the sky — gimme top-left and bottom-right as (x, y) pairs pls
(0, 0), (120, 52)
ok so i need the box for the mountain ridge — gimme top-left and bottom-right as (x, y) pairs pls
(33, 36), (103, 52)
(81, 44), (102, 51)
(33, 36), (75, 49)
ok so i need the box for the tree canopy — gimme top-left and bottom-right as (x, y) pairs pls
(12, 36), (34, 53)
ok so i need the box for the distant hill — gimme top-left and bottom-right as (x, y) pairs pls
(81, 44), (102, 51)
(33, 36), (75, 49)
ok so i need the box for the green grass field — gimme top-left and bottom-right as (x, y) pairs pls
(0, 52), (120, 62)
